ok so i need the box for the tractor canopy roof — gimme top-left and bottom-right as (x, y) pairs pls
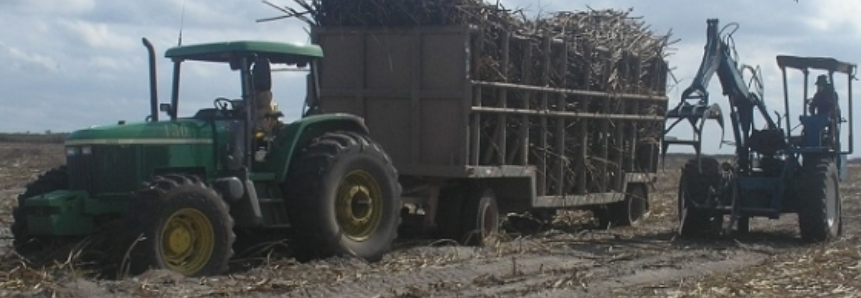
(776, 55), (856, 75)
(165, 40), (323, 65)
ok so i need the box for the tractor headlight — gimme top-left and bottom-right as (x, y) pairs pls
(66, 146), (78, 156)
(81, 146), (92, 155)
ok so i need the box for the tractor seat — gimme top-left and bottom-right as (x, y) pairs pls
(192, 108), (230, 121)
(264, 111), (284, 119)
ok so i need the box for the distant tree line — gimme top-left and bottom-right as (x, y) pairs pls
(0, 131), (68, 144)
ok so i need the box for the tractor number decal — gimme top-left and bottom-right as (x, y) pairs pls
(164, 124), (191, 138)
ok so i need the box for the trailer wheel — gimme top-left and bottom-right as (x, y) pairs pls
(736, 216), (750, 234)
(11, 166), (69, 261)
(285, 131), (401, 262)
(116, 174), (235, 277)
(596, 184), (650, 228)
(678, 158), (723, 237)
(432, 187), (465, 241)
(461, 188), (500, 246)
(797, 156), (841, 242)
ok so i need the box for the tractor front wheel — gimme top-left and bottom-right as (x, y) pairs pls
(116, 174), (235, 277)
(678, 158), (724, 237)
(285, 131), (401, 262)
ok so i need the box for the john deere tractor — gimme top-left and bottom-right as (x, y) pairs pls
(10, 38), (402, 277)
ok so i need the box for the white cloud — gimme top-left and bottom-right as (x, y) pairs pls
(4, 46), (60, 73)
(59, 19), (137, 52)
(2, 0), (95, 16)
(803, 0), (861, 35)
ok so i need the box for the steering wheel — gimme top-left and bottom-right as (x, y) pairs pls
(214, 97), (234, 111)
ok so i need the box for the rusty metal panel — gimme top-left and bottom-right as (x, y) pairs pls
(314, 26), (470, 176)
(318, 97), (359, 115)
(316, 33), (363, 89)
(365, 33), (413, 90)
(419, 98), (462, 165)
(365, 97), (412, 165)
(420, 33), (465, 92)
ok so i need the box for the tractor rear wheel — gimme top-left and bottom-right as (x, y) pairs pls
(11, 166), (69, 261)
(285, 131), (401, 262)
(678, 158), (724, 237)
(116, 174), (235, 277)
(797, 156), (841, 242)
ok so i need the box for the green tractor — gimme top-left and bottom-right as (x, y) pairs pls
(10, 38), (402, 277)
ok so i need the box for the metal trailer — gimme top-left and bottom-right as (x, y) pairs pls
(308, 25), (670, 243)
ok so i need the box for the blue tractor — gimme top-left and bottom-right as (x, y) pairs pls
(662, 19), (855, 242)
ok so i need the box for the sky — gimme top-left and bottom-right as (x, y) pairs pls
(1, 0), (859, 156)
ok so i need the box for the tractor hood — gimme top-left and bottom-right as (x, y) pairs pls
(65, 119), (214, 146)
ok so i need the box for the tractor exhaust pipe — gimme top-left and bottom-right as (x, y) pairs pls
(142, 38), (159, 122)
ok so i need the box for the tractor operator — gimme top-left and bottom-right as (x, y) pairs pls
(808, 74), (838, 118)
(807, 74), (840, 145)
(255, 89), (280, 138)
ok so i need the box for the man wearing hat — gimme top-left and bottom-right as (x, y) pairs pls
(809, 74), (838, 117)
(808, 74), (840, 146)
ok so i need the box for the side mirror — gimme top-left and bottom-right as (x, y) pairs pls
(252, 58), (272, 92)
(159, 103), (175, 118)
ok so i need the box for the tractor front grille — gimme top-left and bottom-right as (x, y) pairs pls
(67, 145), (144, 194)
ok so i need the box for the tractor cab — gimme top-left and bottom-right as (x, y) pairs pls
(148, 39), (325, 164)
(776, 55), (855, 157)
(158, 40), (323, 122)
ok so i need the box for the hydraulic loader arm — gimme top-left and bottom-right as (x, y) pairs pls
(663, 19), (778, 169)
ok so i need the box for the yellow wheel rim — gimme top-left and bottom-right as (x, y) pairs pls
(160, 208), (214, 275)
(335, 170), (384, 241)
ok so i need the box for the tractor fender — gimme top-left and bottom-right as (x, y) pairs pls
(273, 113), (369, 182)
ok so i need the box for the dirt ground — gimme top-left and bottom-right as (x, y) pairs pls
(0, 141), (859, 298)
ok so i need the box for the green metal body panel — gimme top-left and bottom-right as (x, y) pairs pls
(165, 40), (323, 64)
(24, 112), (368, 235)
(84, 195), (129, 215)
(64, 120), (223, 196)
(26, 190), (93, 236)
(255, 113), (368, 182)
(66, 120), (215, 145)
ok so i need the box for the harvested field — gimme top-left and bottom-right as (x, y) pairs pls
(0, 141), (859, 297)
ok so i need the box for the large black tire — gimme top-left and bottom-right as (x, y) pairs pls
(595, 183), (650, 228)
(285, 131), (401, 262)
(797, 156), (841, 242)
(115, 174), (235, 277)
(11, 166), (69, 260)
(678, 158), (724, 237)
(461, 188), (500, 246)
